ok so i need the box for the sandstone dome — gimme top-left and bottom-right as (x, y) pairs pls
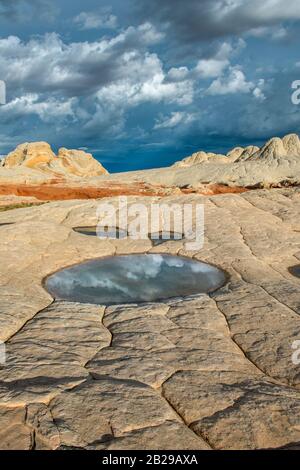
(173, 134), (300, 168)
(57, 148), (108, 177)
(173, 151), (227, 167)
(3, 142), (108, 178)
(240, 134), (300, 162)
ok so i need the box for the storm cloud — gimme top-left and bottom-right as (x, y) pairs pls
(0, 0), (299, 171)
(135, 0), (300, 42)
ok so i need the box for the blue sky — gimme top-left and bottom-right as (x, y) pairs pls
(0, 0), (299, 172)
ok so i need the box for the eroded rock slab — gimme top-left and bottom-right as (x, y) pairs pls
(0, 188), (299, 449)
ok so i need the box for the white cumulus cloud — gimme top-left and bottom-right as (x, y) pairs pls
(154, 111), (196, 129)
(74, 11), (117, 30)
(206, 67), (254, 95)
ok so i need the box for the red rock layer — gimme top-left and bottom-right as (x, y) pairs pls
(0, 182), (248, 201)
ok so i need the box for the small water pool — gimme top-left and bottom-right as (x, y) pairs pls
(289, 265), (300, 278)
(73, 226), (127, 239)
(73, 225), (184, 245)
(149, 231), (184, 246)
(45, 254), (226, 305)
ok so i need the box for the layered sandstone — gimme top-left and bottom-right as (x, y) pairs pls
(2, 142), (108, 178)
(0, 135), (299, 199)
(107, 133), (300, 190)
(57, 148), (108, 177)
(173, 134), (300, 167)
(0, 188), (299, 449)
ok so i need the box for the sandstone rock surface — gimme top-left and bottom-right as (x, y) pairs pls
(0, 135), (299, 196)
(173, 134), (300, 167)
(106, 134), (300, 190)
(2, 142), (108, 178)
(0, 188), (299, 449)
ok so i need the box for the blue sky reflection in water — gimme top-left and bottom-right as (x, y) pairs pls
(45, 254), (226, 305)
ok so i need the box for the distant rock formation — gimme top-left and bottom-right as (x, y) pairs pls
(57, 148), (108, 177)
(173, 151), (227, 167)
(3, 142), (108, 177)
(229, 146), (259, 162)
(172, 146), (260, 167)
(117, 133), (299, 190)
(0, 134), (299, 194)
(173, 134), (300, 167)
(239, 134), (300, 162)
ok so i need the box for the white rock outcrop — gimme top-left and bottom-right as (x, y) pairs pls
(3, 142), (108, 178)
(173, 134), (300, 167)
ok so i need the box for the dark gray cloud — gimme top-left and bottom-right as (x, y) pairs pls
(135, 0), (300, 42)
(0, 22), (194, 151)
(0, 24), (173, 98)
(0, 0), (299, 171)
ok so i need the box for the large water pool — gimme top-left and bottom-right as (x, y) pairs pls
(45, 254), (226, 305)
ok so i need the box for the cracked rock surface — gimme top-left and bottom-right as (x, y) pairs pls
(0, 188), (299, 450)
